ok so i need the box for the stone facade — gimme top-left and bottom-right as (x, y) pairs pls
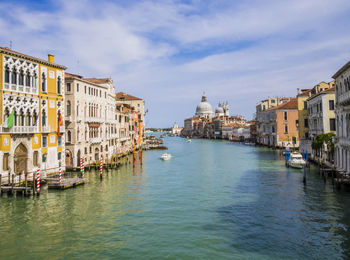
(333, 61), (350, 174)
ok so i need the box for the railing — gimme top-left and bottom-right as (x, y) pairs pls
(1, 125), (39, 133)
(120, 137), (131, 141)
(2, 83), (38, 94)
(110, 134), (118, 139)
(59, 126), (65, 133)
(42, 126), (51, 133)
(86, 117), (104, 123)
(65, 115), (72, 121)
(338, 91), (350, 105)
(91, 137), (101, 143)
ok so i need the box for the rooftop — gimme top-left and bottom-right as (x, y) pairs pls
(267, 98), (298, 110)
(0, 46), (66, 69)
(116, 92), (143, 101)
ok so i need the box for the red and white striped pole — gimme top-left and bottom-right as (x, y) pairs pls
(100, 157), (103, 179)
(36, 168), (40, 194)
(80, 158), (85, 179)
(59, 160), (62, 184)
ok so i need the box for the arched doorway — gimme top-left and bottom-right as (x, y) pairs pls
(77, 150), (81, 167)
(65, 149), (73, 167)
(14, 143), (27, 175)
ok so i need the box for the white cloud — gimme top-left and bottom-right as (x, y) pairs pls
(0, 0), (349, 127)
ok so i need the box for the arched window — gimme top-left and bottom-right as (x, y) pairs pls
(4, 66), (10, 83)
(32, 73), (37, 89)
(19, 109), (24, 126)
(19, 70), (24, 85)
(41, 72), (46, 92)
(42, 109), (47, 126)
(12, 68), (17, 84)
(57, 76), (62, 95)
(3, 107), (9, 123)
(25, 109), (31, 126)
(77, 128), (80, 141)
(32, 110), (38, 126)
(26, 71), (31, 87)
(67, 130), (71, 142)
(77, 105), (79, 117)
(66, 101), (71, 116)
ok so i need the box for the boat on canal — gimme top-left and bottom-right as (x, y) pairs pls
(287, 152), (306, 169)
(160, 153), (172, 160)
(187, 139), (192, 143)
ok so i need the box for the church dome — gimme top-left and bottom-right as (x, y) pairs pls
(215, 106), (224, 114)
(195, 93), (213, 118)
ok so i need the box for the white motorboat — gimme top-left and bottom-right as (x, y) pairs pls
(187, 139), (192, 143)
(287, 152), (306, 169)
(160, 153), (172, 160)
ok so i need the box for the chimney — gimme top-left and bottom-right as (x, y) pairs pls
(297, 88), (300, 95)
(48, 54), (54, 63)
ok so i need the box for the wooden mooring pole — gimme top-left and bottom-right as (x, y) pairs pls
(303, 165), (306, 184)
(0, 174), (2, 196)
(24, 173), (28, 196)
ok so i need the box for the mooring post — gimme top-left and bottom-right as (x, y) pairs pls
(303, 165), (306, 184)
(11, 174), (14, 195)
(25, 173), (28, 196)
(0, 173), (2, 195)
(36, 168), (40, 196)
(100, 157), (103, 180)
(33, 171), (36, 195)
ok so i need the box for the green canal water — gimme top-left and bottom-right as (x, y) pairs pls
(1, 137), (350, 259)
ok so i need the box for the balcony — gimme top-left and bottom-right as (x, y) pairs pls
(59, 126), (65, 133)
(65, 115), (72, 121)
(42, 126), (51, 133)
(338, 91), (350, 105)
(3, 83), (38, 94)
(91, 137), (101, 143)
(1, 125), (39, 133)
(86, 117), (104, 123)
(120, 137), (131, 142)
(110, 134), (118, 139)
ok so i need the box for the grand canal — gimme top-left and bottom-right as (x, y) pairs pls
(1, 136), (350, 259)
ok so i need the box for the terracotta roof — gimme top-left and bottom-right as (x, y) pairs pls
(116, 92), (143, 101)
(185, 116), (200, 121)
(0, 46), (66, 69)
(65, 72), (83, 79)
(267, 98), (298, 110)
(298, 89), (312, 96)
(307, 86), (335, 101)
(84, 78), (112, 84)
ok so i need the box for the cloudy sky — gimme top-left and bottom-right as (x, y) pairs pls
(1, 0), (350, 127)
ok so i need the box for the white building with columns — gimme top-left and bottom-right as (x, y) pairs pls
(333, 61), (350, 174)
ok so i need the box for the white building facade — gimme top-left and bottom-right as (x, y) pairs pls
(333, 61), (350, 174)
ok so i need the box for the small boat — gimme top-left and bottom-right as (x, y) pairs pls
(244, 142), (255, 146)
(187, 139), (192, 143)
(287, 152), (306, 169)
(160, 153), (172, 160)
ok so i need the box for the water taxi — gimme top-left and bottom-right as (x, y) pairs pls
(287, 152), (306, 169)
(160, 153), (172, 160)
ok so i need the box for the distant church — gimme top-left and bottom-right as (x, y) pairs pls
(195, 93), (230, 119)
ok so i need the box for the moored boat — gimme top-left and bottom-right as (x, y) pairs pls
(287, 152), (306, 169)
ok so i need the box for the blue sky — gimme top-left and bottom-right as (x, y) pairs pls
(1, 0), (350, 127)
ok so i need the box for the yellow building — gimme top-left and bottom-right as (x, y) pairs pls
(297, 88), (312, 139)
(0, 47), (66, 181)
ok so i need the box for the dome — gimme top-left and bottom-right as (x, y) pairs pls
(195, 93), (213, 118)
(215, 106), (224, 114)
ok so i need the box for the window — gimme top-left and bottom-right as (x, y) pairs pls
(58, 152), (62, 160)
(67, 82), (71, 92)
(305, 132), (309, 138)
(3, 153), (9, 171)
(85, 85), (87, 94)
(283, 111), (288, 121)
(90, 146), (92, 153)
(58, 136), (62, 146)
(77, 105), (79, 117)
(12, 70), (17, 84)
(329, 100), (335, 110)
(304, 101), (307, 110)
(284, 124), (288, 134)
(67, 130), (71, 143)
(4, 67), (10, 83)
(271, 100), (275, 103)
(42, 153), (47, 163)
(85, 147), (87, 154)
(320, 102), (322, 112)
(42, 110), (47, 126)
(77, 83), (79, 92)
(67, 101), (71, 116)
(105, 92), (107, 98)
(304, 118), (308, 128)
(42, 136), (47, 147)
(100, 90), (101, 97)
(33, 151), (38, 166)
(19, 70), (24, 85)
(57, 76), (62, 95)
(41, 72), (46, 92)
(26, 72), (30, 87)
(330, 118), (336, 131)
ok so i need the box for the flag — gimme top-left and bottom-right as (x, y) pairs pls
(57, 113), (63, 136)
(7, 110), (14, 128)
(145, 109), (149, 113)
